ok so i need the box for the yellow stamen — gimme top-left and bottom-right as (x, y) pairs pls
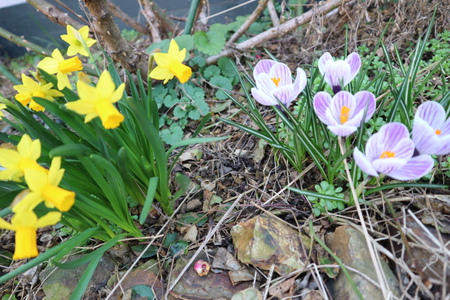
(380, 151), (395, 159)
(435, 129), (442, 135)
(271, 77), (281, 87)
(340, 106), (351, 124)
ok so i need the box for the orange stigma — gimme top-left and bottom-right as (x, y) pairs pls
(380, 151), (395, 159)
(271, 77), (281, 87)
(435, 129), (442, 135)
(340, 106), (351, 124)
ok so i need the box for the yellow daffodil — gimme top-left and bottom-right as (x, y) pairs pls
(149, 39), (192, 84)
(0, 134), (42, 182)
(13, 74), (63, 112)
(0, 104), (6, 119)
(37, 49), (83, 90)
(0, 209), (61, 259)
(13, 157), (75, 213)
(61, 25), (96, 57)
(65, 70), (125, 129)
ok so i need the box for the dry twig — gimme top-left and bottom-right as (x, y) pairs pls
(107, 1), (150, 36)
(26, 0), (83, 28)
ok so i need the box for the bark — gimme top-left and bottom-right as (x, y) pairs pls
(26, 0), (84, 28)
(207, 0), (352, 65)
(83, 0), (148, 75)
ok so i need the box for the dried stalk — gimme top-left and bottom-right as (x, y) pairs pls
(107, 1), (151, 36)
(226, 0), (270, 45)
(207, 0), (351, 64)
(267, 0), (280, 27)
(83, 0), (148, 75)
(26, 0), (83, 28)
(148, 0), (177, 34)
(138, 0), (162, 42)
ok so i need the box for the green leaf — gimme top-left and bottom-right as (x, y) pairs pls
(160, 126), (184, 146)
(130, 245), (158, 258)
(140, 177), (158, 224)
(168, 240), (189, 257)
(132, 285), (155, 299)
(218, 57), (237, 78)
(178, 212), (208, 226)
(193, 31), (225, 55)
(210, 75), (233, 100)
(49, 143), (92, 157)
(203, 65), (221, 80)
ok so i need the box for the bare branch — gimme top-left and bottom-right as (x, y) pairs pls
(26, 0), (84, 28)
(83, 0), (148, 75)
(207, 0), (351, 65)
(226, 0), (269, 46)
(138, 0), (162, 42)
(267, 0), (280, 27)
(107, 1), (151, 36)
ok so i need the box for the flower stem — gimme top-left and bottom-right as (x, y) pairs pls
(338, 136), (390, 298)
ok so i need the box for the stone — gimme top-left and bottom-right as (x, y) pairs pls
(325, 226), (401, 300)
(39, 254), (115, 300)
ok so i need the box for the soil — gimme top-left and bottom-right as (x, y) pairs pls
(0, 0), (450, 299)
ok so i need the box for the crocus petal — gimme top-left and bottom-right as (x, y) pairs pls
(378, 123), (410, 152)
(328, 91), (355, 125)
(313, 92), (332, 125)
(415, 101), (445, 129)
(433, 135), (450, 155)
(413, 117), (441, 155)
(345, 52), (361, 82)
(255, 73), (277, 92)
(272, 85), (295, 107)
(372, 157), (408, 175)
(389, 138), (415, 160)
(251, 88), (277, 106)
(328, 124), (358, 137)
(440, 118), (450, 135)
(387, 155), (434, 180)
(254, 60), (277, 78)
(292, 68), (307, 97)
(353, 91), (376, 122)
(270, 63), (292, 86)
(353, 147), (379, 177)
(318, 52), (333, 76)
(324, 61), (351, 91)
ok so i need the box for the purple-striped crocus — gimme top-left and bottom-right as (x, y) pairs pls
(412, 101), (450, 155)
(251, 59), (307, 108)
(353, 122), (434, 180)
(318, 52), (361, 94)
(313, 91), (375, 137)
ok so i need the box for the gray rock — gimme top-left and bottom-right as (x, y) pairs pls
(39, 254), (115, 300)
(325, 226), (400, 300)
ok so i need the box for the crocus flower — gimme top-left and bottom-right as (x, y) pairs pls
(0, 209), (61, 259)
(13, 157), (75, 213)
(0, 134), (42, 182)
(412, 101), (450, 155)
(61, 25), (96, 57)
(313, 91), (375, 136)
(353, 122), (434, 180)
(13, 74), (63, 112)
(65, 70), (125, 129)
(37, 49), (83, 90)
(318, 52), (361, 94)
(251, 59), (307, 108)
(149, 39), (192, 84)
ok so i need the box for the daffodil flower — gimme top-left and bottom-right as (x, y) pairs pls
(318, 52), (361, 94)
(37, 49), (83, 90)
(65, 70), (125, 129)
(149, 39), (192, 84)
(313, 91), (375, 137)
(13, 74), (63, 111)
(251, 59), (307, 108)
(61, 25), (96, 57)
(0, 134), (42, 182)
(353, 123), (434, 180)
(0, 104), (6, 119)
(0, 209), (61, 259)
(412, 101), (450, 155)
(13, 156), (75, 213)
